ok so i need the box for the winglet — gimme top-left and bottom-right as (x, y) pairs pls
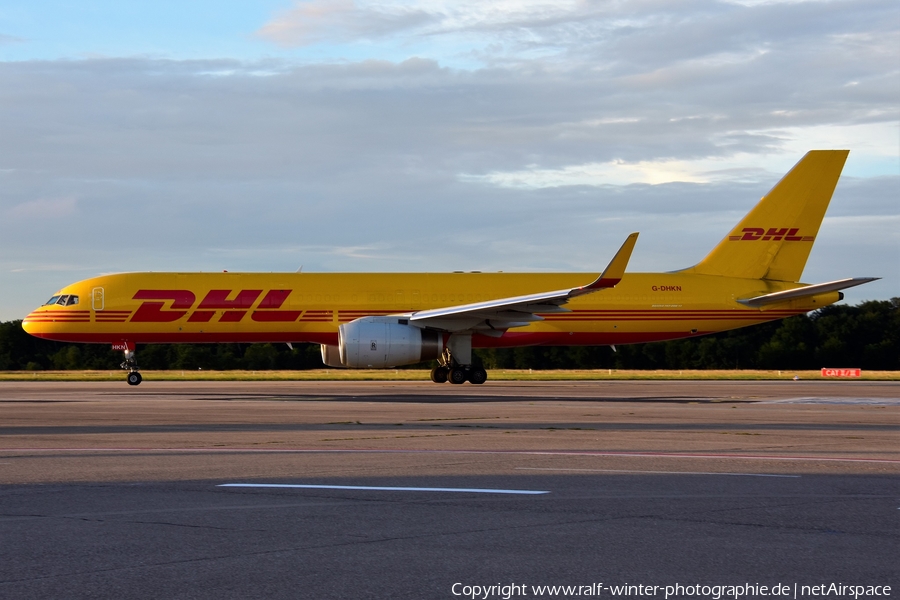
(571, 232), (639, 297)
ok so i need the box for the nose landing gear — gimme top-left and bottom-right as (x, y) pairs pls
(118, 344), (142, 386)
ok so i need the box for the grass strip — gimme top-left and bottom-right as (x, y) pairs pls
(0, 369), (897, 381)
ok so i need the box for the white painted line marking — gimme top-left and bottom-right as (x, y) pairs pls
(761, 397), (900, 405)
(517, 467), (800, 478)
(218, 483), (548, 495)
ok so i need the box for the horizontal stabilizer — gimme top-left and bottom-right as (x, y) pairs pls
(737, 277), (879, 307)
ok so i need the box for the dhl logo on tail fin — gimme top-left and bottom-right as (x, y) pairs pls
(682, 150), (849, 282)
(728, 228), (815, 242)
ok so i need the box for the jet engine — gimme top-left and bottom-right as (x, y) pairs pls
(320, 316), (443, 368)
(320, 343), (344, 368)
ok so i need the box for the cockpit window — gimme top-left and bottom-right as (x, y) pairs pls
(43, 295), (79, 306)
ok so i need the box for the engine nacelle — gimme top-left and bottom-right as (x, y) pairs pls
(320, 343), (344, 368)
(324, 316), (443, 368)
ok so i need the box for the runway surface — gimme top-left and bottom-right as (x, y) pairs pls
(1, 380), (898, 599)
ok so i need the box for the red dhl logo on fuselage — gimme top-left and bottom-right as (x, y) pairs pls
(728, 228), (815, 242)
(130, 289), (306, 323)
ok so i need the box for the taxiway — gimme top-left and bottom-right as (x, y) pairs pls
(1, 380), (897, 599)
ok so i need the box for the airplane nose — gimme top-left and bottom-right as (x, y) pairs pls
(21, 311), (41, 335)
(21, 308), (54, 338)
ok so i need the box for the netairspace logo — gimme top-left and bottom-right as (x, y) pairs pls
(450, 582), (893, 599)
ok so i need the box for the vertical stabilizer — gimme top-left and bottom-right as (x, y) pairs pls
(682, 150), (849, 282)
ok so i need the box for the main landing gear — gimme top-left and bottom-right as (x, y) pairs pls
(430, 364), (487, 384)
(120, 346), (142, 386)
(430, 364), (487, 385)
(429, 334), (487, 385)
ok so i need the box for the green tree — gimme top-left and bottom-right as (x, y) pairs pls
(757, 314), (817, 369)
(242, 344), (280, 370)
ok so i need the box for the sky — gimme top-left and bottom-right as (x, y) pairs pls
(0, 0), (898, 320)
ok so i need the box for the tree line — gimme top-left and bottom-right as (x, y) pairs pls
(1, 298), (897, 371)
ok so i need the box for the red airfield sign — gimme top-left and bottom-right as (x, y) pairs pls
(821, 368), (861, 378)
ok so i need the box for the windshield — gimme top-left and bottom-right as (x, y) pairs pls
(42, 295), (79, 306)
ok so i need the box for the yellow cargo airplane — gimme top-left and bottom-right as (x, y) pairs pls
(23, 150), (877, 385)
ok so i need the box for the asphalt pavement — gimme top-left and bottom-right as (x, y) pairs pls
(1, 380), (897, 599)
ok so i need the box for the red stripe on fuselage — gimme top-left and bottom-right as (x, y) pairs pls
(26, 330), (708, 347)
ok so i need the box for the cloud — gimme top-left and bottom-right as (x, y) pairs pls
(1, 0), (897, 318)
(7, 196), (77, 219)
(462, 159), (710, 188)
(258, 0), (438, 46)
(0, 33), (25, 45)
(255, 0), (596, 48)
(255, 0), (900, 77)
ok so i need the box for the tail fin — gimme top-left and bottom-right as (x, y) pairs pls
(682, 150), (849, 282)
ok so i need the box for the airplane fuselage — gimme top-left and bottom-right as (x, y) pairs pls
(23, 270), (838, 348)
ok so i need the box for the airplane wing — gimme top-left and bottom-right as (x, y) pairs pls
(407, 233), (639, 333)
(737, 277), (880, 308)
